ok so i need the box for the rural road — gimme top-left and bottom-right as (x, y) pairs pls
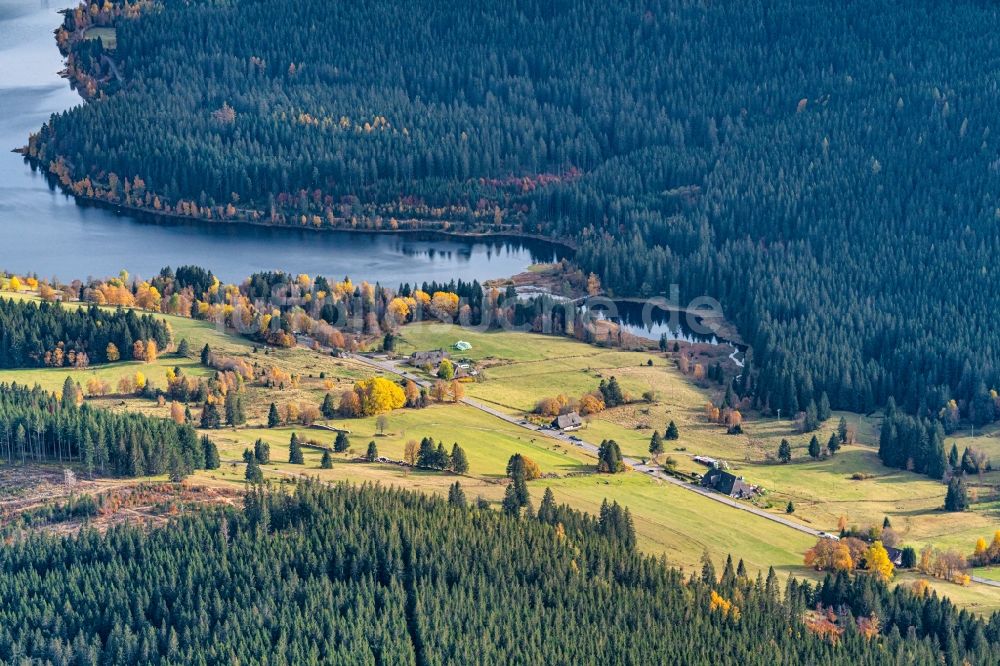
(345, 351), (823, 539)
(971, 576), (1000, 589)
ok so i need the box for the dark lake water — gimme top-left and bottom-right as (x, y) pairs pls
(581, 299), (727, 345)
(0, 1), (563, 284)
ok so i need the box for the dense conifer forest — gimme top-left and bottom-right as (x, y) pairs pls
(32, 0), (1000, 433)
(0, 297), (169, 368)
(0, 480), (995, 664)
(0, 382), (211, 477)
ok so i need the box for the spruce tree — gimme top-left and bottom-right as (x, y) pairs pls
(826, 432), (841, 455)
(61, 376), (78, 409)
(366, 440), (378, 462)
(202, 435), (220, 470)
(648, 430), (664, 458)
(808, 435), (821, 459)
(450, 443), (469, 474)
(501, 483), (521, 516)
(944, 475), (968, 512)
(538, 487), (557, 524)
(320, 449), (333, 469)
(200, 344), (211, 365)
(664, 420), (679, 440)
(254, 438), (270, 464)
(267, 403), (280, 428)
(803, 400), (819, 432)
(321, 393), (336, 419)
(289, 433), (304, 464)
(245, 457), (263, 483)
(817, 391), (831, 421)
(176, 338), (190, 357)
(200, 402), (221, 429)
(778, 438), (792, 463)
(334, 431), (350, 452)
(448, 481), (466, 507)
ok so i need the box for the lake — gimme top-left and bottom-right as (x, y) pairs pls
(0, 0), (564, 284)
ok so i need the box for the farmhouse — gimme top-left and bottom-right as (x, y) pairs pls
(409, 349), (449, 366)
(701, 468), (756, 499)
(551, 412), (583, 431)
(885, 547), (904, 566)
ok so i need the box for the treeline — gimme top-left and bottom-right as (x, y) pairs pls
(32, 0), (1000, 434)
(0, 480), (996, 664)
(0, 297), (169, 368)
(0, 382), (216, 478)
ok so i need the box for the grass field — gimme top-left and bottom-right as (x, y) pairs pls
(2, 294), (997, 608)
(196, 422), (816, 575)
(0, 290), (377, 424)
(82, 26), (116, 49)
(389, 322), (1000, 572)
(207, 404), (596, 479)
(534, 473), (814, 574)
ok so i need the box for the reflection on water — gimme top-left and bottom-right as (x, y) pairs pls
(583, 299), (724, 344)
(0, 1), (564, 284)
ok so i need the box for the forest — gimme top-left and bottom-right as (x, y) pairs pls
(0, 479), (996, 664)
(28, 0), (1000, 434)
(0, 297), (169, 368)
(0, 382), (214, 478)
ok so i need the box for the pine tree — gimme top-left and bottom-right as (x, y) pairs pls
(827, 432), (841, 455)
(786, 501), (795, 514)
(838, 416), (849, 443)
(817, 391), (831, 421)
(245, 456), (263, 483)
(200, 402), (221, 429)
(61, 376), (78, 409)
(538, 487), (557, 524)
(648, 430), (664, 458)
(597, 439), (625, 473)
(366, 440), (378, 462)
(202, 435), (220, 470)
(944, 475), (968, 512)
(665, 420), (679, 441)
(267, 402), (280, 428)
(808, 435), (821, 459)
(447, 481), (466, 507)
(334, 431), (350, 452)
(167, 449), (187, 483)
(320, 449), (333, 469)
(501, 483), (521, 516)
(289, 433), (304, 464)
(176, 338), (190, 357)
(803, 400), (819, 432)
(321, 393), (336, 419)
(700, 551), (716, 584)
(200, 344), (211, 365)
(778, 438), (792, 463)
(450, 443), (469, 474)
(948, 443), (959, 469)
(254, 438), (270, 464)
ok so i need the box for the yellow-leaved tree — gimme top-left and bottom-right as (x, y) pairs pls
(354, 377), (406, 416)
(866, 541), (894, 583)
